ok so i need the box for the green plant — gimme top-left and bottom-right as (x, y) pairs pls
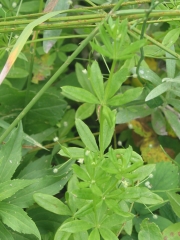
(0, 0), (180, 239)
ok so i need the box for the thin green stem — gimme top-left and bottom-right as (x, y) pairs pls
(0, 0), (124, 143)
(23, 0), (44, 125)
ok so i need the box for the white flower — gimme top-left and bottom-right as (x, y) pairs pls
(12, 2), (17, 8)
(145, 181), (150, 187)
(63, 121), (68, 127)
(117, 141), (122, 146)
(128, 123), (133, 129)
(53, 168), (58, 173)
(53, 137), (59, 142)
(85, 150), (90, 156)
(153, 214), (158, 219)
(77, 158), (84, 164)
(82, 69), (87, 74)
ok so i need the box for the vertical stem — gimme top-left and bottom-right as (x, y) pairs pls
(23, 0), (44, 125)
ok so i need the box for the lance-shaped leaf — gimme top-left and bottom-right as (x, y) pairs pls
(90, 61), (104, 101)
(61, 86), (99, 104)
(145, 82), (171, 101)
(108, 87), (143, 106)
(75, 118), (99, 152)
(0, 221), (14, 240)
(0, 179), (36, 201)
(0, 202), (41, 239)
(0, 123), (23, 182)
(59, 220), (93, 233)
(33, 193), (71, 215)
(163, 108), (180, 139)
(167, 192), (180, 218)
(0, 10), (67, 84)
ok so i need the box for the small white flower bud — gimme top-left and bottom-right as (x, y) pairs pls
(53, 168), (58, 173)
(12, 2), (17, 8)
(128, 123), (133, 129)
(82, 69), (87, 74)
(153, 214), (158, 219)
(77, 158), (84, 164)
(85, 150), (90, 156)
(53, 137), (59, 142)
(149, 173), (153, 178)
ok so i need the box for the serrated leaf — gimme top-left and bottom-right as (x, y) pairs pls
(75, 118), (99, 152)
(61, 86), (99, 104)
(33, 193), (71, 216)
(108, 87), (143, 106)
(0, 221), (14, 240)
(0, 179), (36, 201)
(0, 123), (23, 182)
(60, 220), (93, 233)
(138, 219), (163, 240)
(146, 162), (179, 199)
(0, 202), (41, 239)
(90, 61), (104, 101)
(145, 82), (171, 101)
(5, 158), (74, 208)
(167, 192), (180, 218)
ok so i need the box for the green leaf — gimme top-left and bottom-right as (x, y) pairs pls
(7, 67), (29, 78)
(116, 105), (153, 124)
(90, 61), (104, 101)
(54, 230), (71, 240)
(99, 228), (118, 240)
(0, 221), (14, 240)
(0, 179), (36, 201)
(166, 45), (176, 78)
(76, 103), (95, 120)
(145, 82), (171, 101)
(75, 63), (92, 92)
(105, 68), (128, 99)
(162, 223), (180, 240)
(122, 187), (163, 204)
(61, 86), (99, 104)
(43, 0), (71, 53)
(88, 229), (100, 240)
(5, 161), (73, 208)
(108, 87), (143, 106)
(167, 192), (180, 218)
(59, 146), (84, 159)
(0, 202), (41, 239)
(73, 164), (90, 182)
(163, 108), (180, 139)
(152, 109), (167, 135)
(33, 193), (71, 216)
(132, 164), (156, 182)
(162, 28), (180, 48)
(147, 162), (179, 200)
(0, 123), (23, 182)
(134, 67), (161, 85)
(75, 118), (99, 152)
(102, 106), (116, 127)
(60, 220), (93, 233)
(138, 219), (163, 240)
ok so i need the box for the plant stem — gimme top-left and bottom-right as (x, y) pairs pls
(0, 0), (124, 143)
